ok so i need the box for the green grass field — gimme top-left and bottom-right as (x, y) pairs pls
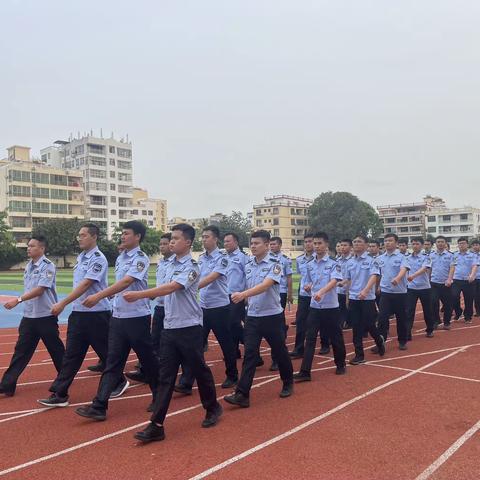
(0, 265), (301, 296)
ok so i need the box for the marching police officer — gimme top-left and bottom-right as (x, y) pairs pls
(372, 233), (409, 352)
(472, 239), (480, 317)
(38, 223), (127, 407)
(446, 237), (479, 324)
(398, 239), (409, 256)
(0, 235), (65, 397)
(293, 232), (347, 382)
(430, 236), (454, 330)
(75, 220), (159, 421)
(223, 232), (248, 357)
(344, 235), (385, 365)
(405, 237), (434, 340)
(290, 232), (314, 359)
(124, 223), (222, 443)
(224, 230), (294, 408)
(337, 239), (353, 329)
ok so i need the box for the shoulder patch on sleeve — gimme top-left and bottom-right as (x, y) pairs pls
(188, 269), (198, 281)
(336, 264), (342, 272)
(136, 261), (146, 272)
(273, 263), (282, 275)
(221, 257), (228, 267)
(92, 262), (103, 273)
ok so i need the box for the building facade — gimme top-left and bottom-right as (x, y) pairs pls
(252, 195), (312, 252)
(131, 187), (168, 231)
(426, 207), (480, 245)
(41, 135), (134, 237)
(0, 146), (84, 246)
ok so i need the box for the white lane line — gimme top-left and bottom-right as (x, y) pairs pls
(414, 419), (480, 480)
(187, 348), (467, 480)
(0, 376), (280, 477)
(365, 362), (480, 384)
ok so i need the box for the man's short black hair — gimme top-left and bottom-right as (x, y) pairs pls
(203, 225), (220, 238)
(123, 220), (147, 242)
(411, 236), (424, 244)
(160, 232), (172, 241)
(436, 235), (447, 242)
(384, 233), (399, 242)
(223, 231), (239, 243)
(30, 234), (48, 249)
(270, 236), (282, 245)
(81, 222), (100, 239)
(251, 230), (271, 242)
(458, 236), (469, 244)
(172, 223), (195, 243)
(313, 232), (329, 242)
(354, 234), (368, 243)
(471, 238), (480, 246)
(368, 239), (381, 246)
(304, 232), (314, 239)
(398, 238), (408, 245)
(340, 238), (353, 246)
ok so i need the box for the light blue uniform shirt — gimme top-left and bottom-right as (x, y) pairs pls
(296, 253), (314, 297)
(163, 253), (203, 329)
(155, 255), (174, 307)
(452, 251), (480, 281)
(345, 252), (380, 301)
(23, 255), (58, 318)
(430, 250), (454, 284)
(336, 254), (352, 294)
(245, 253), (283, 317)
(475, 252), (480, 279)
(112, 246), (150, 318)
(272, 252), (292, 294)
(198, 248), (230, 309)
(226, 248), (248, 294)
(406, 252), (432, 290)
(306, 254), (343, 309)
(72, 247), (110, 312)
(375, 250), (409, 294)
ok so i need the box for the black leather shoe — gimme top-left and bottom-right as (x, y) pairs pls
(221, 377), (238, 389)
(349, 357), (366, 365)
(426, 332), (434, 338)
(335, 366), (346, 375)
(0, 385), (14, 397)
(75, 405), (106, 421)
(370, 345), (379, 354)
(269, 362), (279, 372)
(224, 392), (250, 408)
(319, 346), (330, 355)
(174, 384), (192, 395)
(293, 372), (311, 383)
(134, 422), (165, 443)
(202, 403), (223, 428)
(125, 370), (147, 383)
(87, 363), (105, 373)
(279, 383), (293, 398)
(399, 343), (407, 351)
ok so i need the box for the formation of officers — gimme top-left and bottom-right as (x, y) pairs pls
(0, 221), (479, 444)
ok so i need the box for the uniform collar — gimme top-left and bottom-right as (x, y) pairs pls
(229, 248), (241, 256)
(125, 246), (141, 257)
(314, 252), (329, 263)
(384, 249), (400, 257)
(82, 246), (100, 259)
(355, 251), (368, 259)
(175, 253), (192, 264)
(204, 247), (220, 258)
(411, 251), (423, 257)
(162, 254), (174, 263)
(30, 255), (46, 267)
(254, 252), (270, 265)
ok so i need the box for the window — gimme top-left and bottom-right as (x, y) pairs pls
(291, 229), (296, 235)
(117, 148), (132, 158)
(110, 171), (116, 178)
(109, 146), (115, 154)
(110, 184), (116, 191)
(85, 182), (107, 192)
(32, 187), (50, 199)
(11, 217), (28, 228)
(256, 220), (262, 227)
(32, 202), (50, 213)
(273, 207), (279, 214)
(10, 170), (31, 182)
(442, 226), (452, 232)
(111, 209), (117, 215)
(442, 215), (451, 221)
(9, 185), (31, 197)
(118, 185), (131, 193)
(256, 209), (261, 216)
(9, 200), (31, 212)
(118, 173), (132, 182)
(90, 196), (106, 206)
(88, 156), (106, 167)
(109, 158), (116, 166)
(132, 209), (139, 215)
(32, 172), (50, 184)
(51, 204), (67, 215)
(460, 225), (470, 232)
(427, 216), (436, 222)
(410, 226), (421, 232)
(50, 174), (67, 186)
(142, 210), (147, 216)
(399, 227), (409, 232)
(41, 154), (47, 162)
(50, 189), (67, 200)
(89, 169), (107, 179)
(460, 214), (468, 221)
(73, 145), (84, 155)
(273, 218), (279, 226)
(399, 216), (408, 223)
(148, 210), (153, 216)
(385, 218), (396, 224)
(117, 160), (132, 170)
(273, 229), (279, 236)
(427, 227), (436, 233)
(290, 208), (295, 215)
(110, 196), (116, 203)
(87, 143), (105, 155)
(119, 198), (130, 207)
(32, 218), (45, 228)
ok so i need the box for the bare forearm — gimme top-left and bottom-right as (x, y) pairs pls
(60, 280), (93, 306)
(21, 287), (46, 301)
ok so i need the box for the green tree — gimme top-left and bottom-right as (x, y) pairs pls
(32, 217), (83, 267)
(215, 211), (251, 248)
(0, 211), (24, 269)
(308, 192), (383, 248)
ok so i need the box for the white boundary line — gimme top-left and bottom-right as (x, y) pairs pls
(187, 348), (467, 480)
(414, 419), (480, 480)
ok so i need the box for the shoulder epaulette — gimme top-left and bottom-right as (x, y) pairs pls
(42, 258), (52, 264)
(191, 259), (198, 265)
(137, 251), (145, 256)
(94, 251), (101, 257)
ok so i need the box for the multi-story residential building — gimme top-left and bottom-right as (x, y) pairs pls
(41, 135), (133, 237)
(131, 187), (168, 231)
(425, 207), (480, 246)
(377, 195), (445, 243)
(252, 194), (312, 252)
(0, 146), (84, 246)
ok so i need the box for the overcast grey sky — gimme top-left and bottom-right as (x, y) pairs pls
(1, 0), (479, 217)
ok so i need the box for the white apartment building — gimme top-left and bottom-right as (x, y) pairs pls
(426, 207), (480, 246)
(41, 135), (133, 237)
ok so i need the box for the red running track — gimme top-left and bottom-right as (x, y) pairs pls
(0, 309), (478, 480)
